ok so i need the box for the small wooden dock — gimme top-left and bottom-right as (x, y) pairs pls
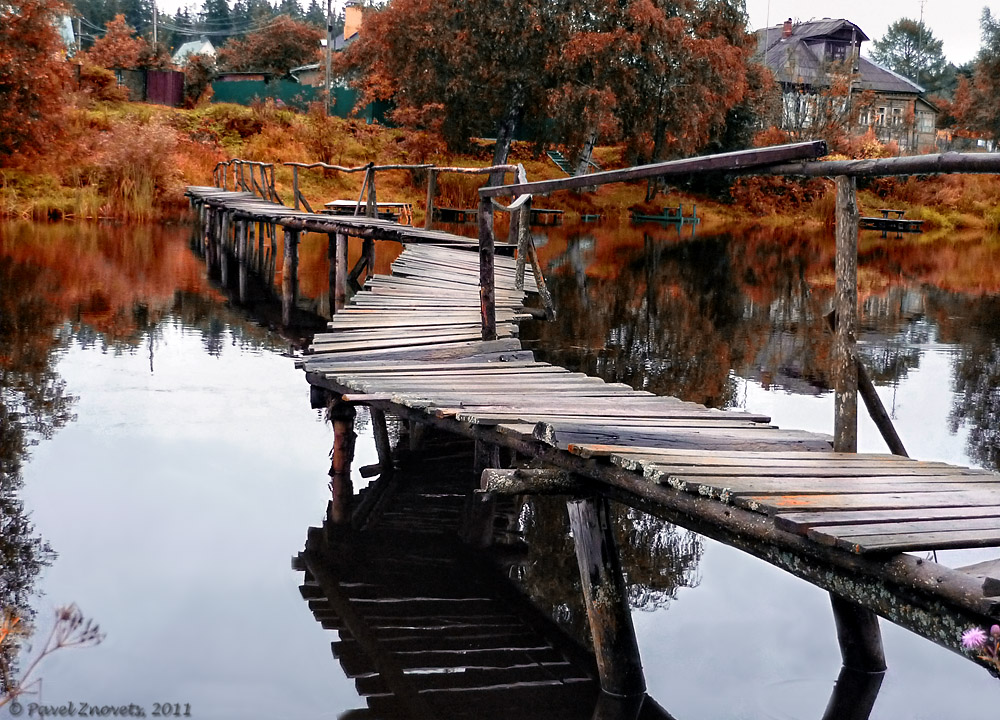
(859, 208), (923, 234)
(630, 204), (699, 224)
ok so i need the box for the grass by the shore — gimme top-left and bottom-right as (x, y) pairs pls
(3, 100), (999, 232)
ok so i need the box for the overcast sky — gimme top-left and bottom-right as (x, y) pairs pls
(745, 0), (998, 65)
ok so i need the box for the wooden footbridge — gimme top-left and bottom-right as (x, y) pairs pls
(188, 142), (1000, 702)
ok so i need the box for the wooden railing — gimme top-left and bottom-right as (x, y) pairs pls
(283, 160), (520, 223)
(213, 160), (280, 203)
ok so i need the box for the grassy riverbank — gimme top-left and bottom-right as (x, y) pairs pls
(2, 100), (999, 232)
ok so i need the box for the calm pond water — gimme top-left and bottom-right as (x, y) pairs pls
(2, 218), (1000, 719)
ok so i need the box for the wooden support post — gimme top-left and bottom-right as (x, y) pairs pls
(292, 165), (300, 210)
(830, 595), (887, 673)
(255, 221), (264, 274)
(478, 194), (497, 341)
(826, 311), (908, 457)
(408, 420), (426, 451)
(507, 200), (520, 246)
(328, 401), (356, 525)
(218, 211), (230, 287)
(332, 232), (348, 313)
(370, 408), (393, 478)
(424, 169), (437, 229)
(857, 362), (908, 456)
(524, 225), (556, 320)
(236, 220), (248, 303)
(281, 228), (300, 326)
(362, 238), (375, 281)
(462, 440), (499, 548)
(515, 200), (529, 290)
(366, 167), (377, 218)
(834, 175), (859, 453)
(820, 666), (885, 720)
(567, 496), (645, 697)
(831, 176), (885, 674)
(269, 223), (278, 285)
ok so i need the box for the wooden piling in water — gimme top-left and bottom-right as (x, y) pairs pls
(567, 496), (645, 697)
(830, 595), (886, 673)
(370, 408), (393, 478)
(236, 219), (248, 303)
(328, 401), (356, 525)
(282, 228), (300, 326)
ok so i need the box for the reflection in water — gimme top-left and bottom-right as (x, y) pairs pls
(0, 221), (285, 688)
(0, 249), (69, 686)
(5, 217), (1000, 715)
(500, 496), (702, 646)
(527, 223), (1000, 471)
(297, 429), (697, 719)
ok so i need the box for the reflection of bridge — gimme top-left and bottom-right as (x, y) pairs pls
(294, 435), (676, 719)
(295, 434), (886, 719)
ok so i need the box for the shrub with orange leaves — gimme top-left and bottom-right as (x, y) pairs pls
(0, 0), (70, 159)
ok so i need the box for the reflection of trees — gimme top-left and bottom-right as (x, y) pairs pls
(0, 255), (71, 690)
(524, 229), (836, 407)
(504, 496), (702, 647)
(936, 292), (1000, 471)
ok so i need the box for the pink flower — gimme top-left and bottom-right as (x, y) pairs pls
(962, 627), (988, 650)
(992, 625), (1000, 640)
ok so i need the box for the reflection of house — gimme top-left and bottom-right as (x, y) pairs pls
(171, 37), (216, 66)
(755, 18), (938, 152)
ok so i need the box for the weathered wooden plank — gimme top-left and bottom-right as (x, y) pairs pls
(644, 464), (984, 478)
(775, 506), (1000, 533)
(833, 527), (1000, 554)
(740, 490), (1000, 515)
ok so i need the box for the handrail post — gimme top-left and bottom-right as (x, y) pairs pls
(424, 169), (437, 229)
(830, 174), (885, 674)
(478, 193), (496, 341)
(366, 164), (377, 218)
(833, 175), (858, 453)
(293, 165), (300, 210)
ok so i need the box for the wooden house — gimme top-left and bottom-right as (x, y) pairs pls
(755, 18), (938, 153)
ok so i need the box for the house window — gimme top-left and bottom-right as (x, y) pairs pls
(892, 107), (903, 125)
(828, 43), (847, 62)
(876, 107), (886, 125)
(859, 109), (871, 126)
(917, 111), (934, 133)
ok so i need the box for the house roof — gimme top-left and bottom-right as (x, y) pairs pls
(755, 19), (924, 96)
(172, 38), (216, 65)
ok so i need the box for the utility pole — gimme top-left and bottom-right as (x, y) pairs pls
(325, 0), (333, 116)
(153, 0), (158, 46)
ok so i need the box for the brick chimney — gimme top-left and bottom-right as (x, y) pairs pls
(344, 0), (363, 40)
(783, 18), (793, 38)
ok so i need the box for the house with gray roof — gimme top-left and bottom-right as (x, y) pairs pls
(756, 18), (938, 152)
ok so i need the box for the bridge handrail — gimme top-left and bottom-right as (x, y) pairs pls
(213, 159), (279, 203)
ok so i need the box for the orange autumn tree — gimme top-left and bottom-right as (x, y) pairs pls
(217, 15), (322, 76)
(79, 14), (148, 69)
(0, 0), (69, 158)
(339, 0), (764, 183)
